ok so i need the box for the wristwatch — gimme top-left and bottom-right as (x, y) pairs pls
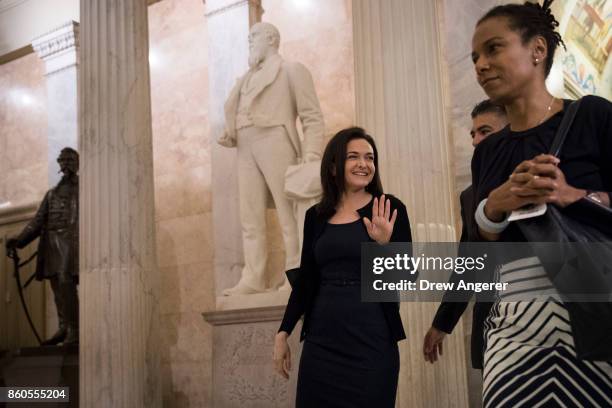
(586, 190), (603, 204)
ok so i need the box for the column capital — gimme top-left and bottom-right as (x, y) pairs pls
(32, 21), (79, 75)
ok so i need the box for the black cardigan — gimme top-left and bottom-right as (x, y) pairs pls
(279, 194), (411, 342)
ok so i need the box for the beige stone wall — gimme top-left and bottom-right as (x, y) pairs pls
(0, 52), (48, 207)
(148, 0), (214, 406)
(263, 0), (355, 139)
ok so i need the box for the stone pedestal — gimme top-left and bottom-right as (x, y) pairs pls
(216, 290), (289, 311)
(31, 21), (79, 187)
(1, 346), (78, 408)
(352, 0), (469, 406)
(203, 306), (301, 408)
(79, 0), (161, 406)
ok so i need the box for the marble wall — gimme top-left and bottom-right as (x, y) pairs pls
(262, 0), (355, 139)
(148, 0), (214, 406)
(0, 52), (48, 207)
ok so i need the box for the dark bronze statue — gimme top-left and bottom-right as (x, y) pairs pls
(6, 147), (79, 345)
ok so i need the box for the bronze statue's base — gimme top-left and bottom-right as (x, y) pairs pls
(0, 345), (78, 407)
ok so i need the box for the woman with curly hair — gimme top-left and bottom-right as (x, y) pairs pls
(471, 1), (612, 406)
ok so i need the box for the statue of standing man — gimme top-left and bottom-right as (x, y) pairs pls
(219, 22), (324, 295)
(6, 147), (79, 345)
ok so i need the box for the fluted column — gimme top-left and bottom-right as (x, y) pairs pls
(32, 21), (79, 187)
(353, 1), (468, 407)
(79, 1), (161, 407)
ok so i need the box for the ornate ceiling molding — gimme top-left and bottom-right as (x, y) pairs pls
(31, 20), (79, 59)
(31, 21), (79, 75)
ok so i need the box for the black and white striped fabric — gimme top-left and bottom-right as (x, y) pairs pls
(483, 257), (612, 407)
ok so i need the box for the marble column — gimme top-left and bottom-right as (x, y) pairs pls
(31, 21), (79, 187)
(352, 1), (469, 407)
(79, 1), (161, 407)
(441, 1), (503, 405)
(205, 0), (263, 299)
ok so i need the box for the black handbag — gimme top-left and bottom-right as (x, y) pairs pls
(516, 99), (612, 361)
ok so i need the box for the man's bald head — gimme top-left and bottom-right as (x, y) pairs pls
(250, 22), (280, 49)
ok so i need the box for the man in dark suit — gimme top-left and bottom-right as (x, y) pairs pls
(423, 100), (507, 369)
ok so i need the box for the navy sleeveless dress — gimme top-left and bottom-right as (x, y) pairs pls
(296, 219), (399, 407)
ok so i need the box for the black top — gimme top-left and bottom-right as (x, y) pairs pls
(279, 194), (412, 342)
(472, 95), (612, 242)
(315, 219), (364, 280)
(470, 95), (612, 362)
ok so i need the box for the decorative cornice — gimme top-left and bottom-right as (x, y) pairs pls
(32, 21), (79, 60)
(204, 0), (260, 18)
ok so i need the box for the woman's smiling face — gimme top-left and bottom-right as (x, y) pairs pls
(344, 138), (375, 191)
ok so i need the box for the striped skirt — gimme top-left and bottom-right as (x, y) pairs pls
(483, 257), (612, 407)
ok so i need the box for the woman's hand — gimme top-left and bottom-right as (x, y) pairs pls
(509, 154), (585, 208)
(273, 331), (291, 379)
(484, 154), (583, 221)
(484, 178), (536, 222)
(363, 195), (398, 244)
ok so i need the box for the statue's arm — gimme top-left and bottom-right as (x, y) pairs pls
(288, 63), (325, 160)
(217, 78), (242, 148)
(14, 191), (50, 248)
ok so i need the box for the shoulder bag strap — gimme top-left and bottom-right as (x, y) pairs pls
(548, 98), (582, 157)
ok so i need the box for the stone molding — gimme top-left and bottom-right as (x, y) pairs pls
(0, 202), (38, 226)
(203, 305), (285, 326)
(32, 21), (79, 75)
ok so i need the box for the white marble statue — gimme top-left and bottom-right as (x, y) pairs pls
(219, 22), (325, 295)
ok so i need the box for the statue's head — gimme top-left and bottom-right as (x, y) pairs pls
(248, 22), (280, 68)
(57, 147), (79, 176)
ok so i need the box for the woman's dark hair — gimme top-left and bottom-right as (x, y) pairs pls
(317, 127), (383, 219)
(478, 0), (565, 77)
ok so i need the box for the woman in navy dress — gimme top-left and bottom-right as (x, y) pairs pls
(273, 127), (412, 407)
